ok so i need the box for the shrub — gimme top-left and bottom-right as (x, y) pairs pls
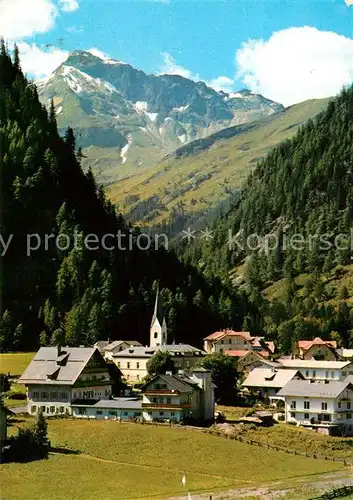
(4, 391), (26, 400)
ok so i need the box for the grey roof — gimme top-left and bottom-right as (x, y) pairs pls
(242, 368), (302, 389)
(113, 344), (205, 358)
(277, 376), (353, 398)
(72, 398), (142, 410)
(104, 340), (142, 352)
(18, 347), (99, 386)
(278, 359), (352, 369)
(94, 341), (110, 350)
(142, 374), (195, 393)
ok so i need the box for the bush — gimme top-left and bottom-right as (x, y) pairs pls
(4, 391), (26, 400)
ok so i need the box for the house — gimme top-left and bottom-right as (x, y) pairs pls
(296, 337), (338, 360)
(203, 329), (275, 357)
(242, 367), (304, 400)
(277, 359), (353, 381)
(18, 346), (113, 416)
(277, 377), (353, 436)
(113, 344), (205, 382)
(337, 349), (353, 361)
(141, 367), (214, 422)
(71, 397), (142, 420)
(236, 350), (280, 375)
(102, 340), (142, 361)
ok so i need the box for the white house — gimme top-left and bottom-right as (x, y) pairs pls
(277, 359), (353, 381)
(71, 397), (142, 420)
(277, 377), (353, 436)
(141, 367), (214, 422)
(113, 344), (205, 382)
(19, 346), (113, 416)
(100, 340), (142, 361)
(242, 368), (304, 400)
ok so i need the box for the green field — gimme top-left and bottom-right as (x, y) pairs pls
(2, 418), (347, 500)
(0, 352), (35, 376)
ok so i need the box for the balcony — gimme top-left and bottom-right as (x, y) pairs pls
(144, 390), (178, 395)
(142, 403), (191, 410)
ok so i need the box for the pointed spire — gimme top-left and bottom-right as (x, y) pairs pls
(151, 282), (164, 327)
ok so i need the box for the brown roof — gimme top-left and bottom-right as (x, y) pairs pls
(204, 330), (251, 341)
(298, 337), (337, 351)
(224, 350), (249, 357)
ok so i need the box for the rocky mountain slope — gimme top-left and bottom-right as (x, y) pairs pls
(36, 50), (283, 183)
(108, 97), (329, 228)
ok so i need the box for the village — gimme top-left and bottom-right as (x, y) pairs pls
(2, 289), (352, 441)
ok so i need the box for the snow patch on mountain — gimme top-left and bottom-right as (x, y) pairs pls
(56, 106), (63, 115)
(178, 134), (187, 144)
(173, 104), (189, 112)
(146, 112), (158, 122)
(134, 101), (148, 112)
(120, 134), (132, 164)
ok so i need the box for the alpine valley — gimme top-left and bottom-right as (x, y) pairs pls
(37, 50), (328, 228)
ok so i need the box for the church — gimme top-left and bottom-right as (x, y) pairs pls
(111, 287), (206, 382)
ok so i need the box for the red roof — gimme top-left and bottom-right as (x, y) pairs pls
(224, 350), (250, 357)
(204, 330), (251, 341)
(298, 337), (337, 351)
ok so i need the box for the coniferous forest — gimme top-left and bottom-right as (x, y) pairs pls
(0, 43), (254, 351)
(182, 87), (353, 353)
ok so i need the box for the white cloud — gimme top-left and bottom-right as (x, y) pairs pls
(0, 0), (58, 40)
(16, 42), (68, 79)
(159, 52), (200, 80)
(235, 26), (353, 106)
(59, 0), (79, 13)
(87, 48), (110, 60)
(207, 76), (234, 93)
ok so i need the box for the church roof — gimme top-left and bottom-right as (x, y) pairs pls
(151, 285), (166, 327)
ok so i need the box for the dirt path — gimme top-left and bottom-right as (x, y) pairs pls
(168, 469), (353, 500)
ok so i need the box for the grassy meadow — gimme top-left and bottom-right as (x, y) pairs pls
(0, 352), (35, 377)
(2, 418), (347, 500)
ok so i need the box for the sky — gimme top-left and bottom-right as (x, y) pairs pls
(0, 0), (353, 105)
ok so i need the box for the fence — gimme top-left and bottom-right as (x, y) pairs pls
(204, 429), (353, 466)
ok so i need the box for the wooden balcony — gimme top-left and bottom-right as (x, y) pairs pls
(142, 403), (191, 409)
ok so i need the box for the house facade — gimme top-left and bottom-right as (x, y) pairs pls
(278, 359), (353, 381)
(141, 368), (214, 422)
(242, 368), (304, 400)
(113, 344), (206, 382)
(19, 346), (113, 416)
(101, 340), (142, 361)
(237, 351), (280, 375)
(71, 398), (142, 420)
(204, 330), (275, 358)
(296, 338), (337, 360)
(277, 377), (353, 436)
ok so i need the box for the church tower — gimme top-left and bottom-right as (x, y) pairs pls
(150, 285), (167, 347)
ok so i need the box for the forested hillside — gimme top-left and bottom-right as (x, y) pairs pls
(182, 87), (353, 353)
(0, 43), (254, 351)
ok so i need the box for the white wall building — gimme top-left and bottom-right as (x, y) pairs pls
(277, 359), (353, 381)
(277, 377), (353, 436)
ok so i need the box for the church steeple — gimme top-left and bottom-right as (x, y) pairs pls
(150, 284), (167, 347)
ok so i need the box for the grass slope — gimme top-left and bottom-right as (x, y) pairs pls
(2, 419), (344, 500)
(108, 98), (329, 225)
(0, 352), (35, 376)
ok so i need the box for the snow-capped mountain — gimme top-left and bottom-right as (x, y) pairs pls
(36, 50), (284, 183)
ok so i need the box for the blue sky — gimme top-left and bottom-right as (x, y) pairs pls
(1, 0), (352, 105)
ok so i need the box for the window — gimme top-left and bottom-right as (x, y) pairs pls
(60, 392), (68, 400)
(50, 406), (55, 413)
(220, 340), (224, 344)
(305, 371), (309, 378)
(41, 392), (48, 399)
(154, 332), (158, 338)
(338, 402), (341, 409)
(228, 339), (232, 344)
(331, 371), (334, 379)
(321, 402), (328, 411)
(78, 407), (86, 415)
(325, 371), (329, 379)
(109, 411), (117, 416)
(347, 413), (352, 420)
(342, 372), (347, 377)
(41, 406), (45, 412)
(304, 413), (309, 419)
(171, 412), (175, 416)
(290, 401), (296, 409)
(33, 391), (39, 399)
(31, 405), (37, 413)
(127, 362), (130, 369)
(137, 375), (140, 380)
(96, 410), (103, 415)
(59, 407), (64, 414)
(347, 402), (351, 410)
(312, 370), (316, 378)
(152, 397), (158, 403)
(51, 392), (58, 399)
(290, 412), (296, 418)
(136, 362), (140, 369)
(159, 411), (164, 416)
(124, 412), (128, 416)
(167, 397), (171, 404)
(304, 401), (310, 410)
